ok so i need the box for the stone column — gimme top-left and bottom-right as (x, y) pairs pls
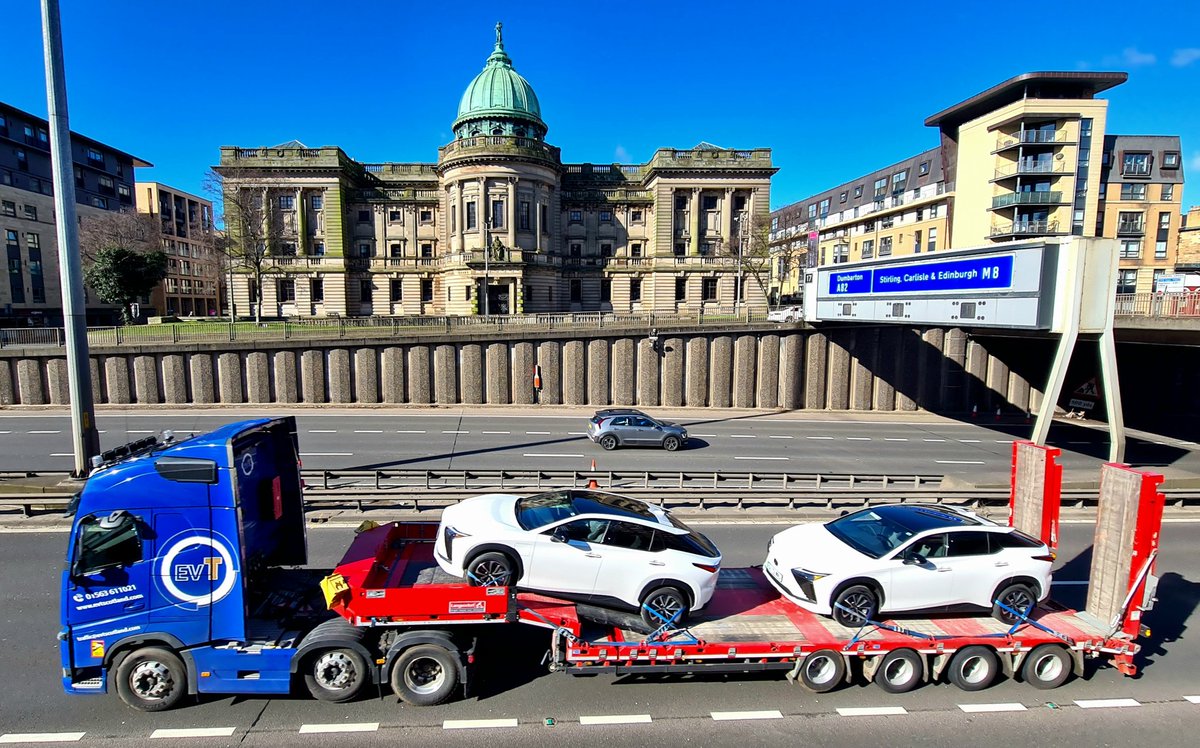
(295, 187), (307, 255)
(454, 182), (464, 252)
(587, 339), (610, 405)
(534, 186), (542, 252)
(689, 187), (701, 255)
(636, 339), (660, 407)
(507, 178), (516, 249)
(721, 187), (734, 247)
(685, 337), (709, 407)
(709, 335), (733, 408)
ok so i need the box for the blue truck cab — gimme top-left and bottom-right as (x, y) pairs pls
(58, 417), (337, 710)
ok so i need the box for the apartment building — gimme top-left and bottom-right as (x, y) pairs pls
(771, 72), (1184, 295)
(1, 101), (150, 325)
(135, 182), (220, 316)
(214, 25), (776, 318)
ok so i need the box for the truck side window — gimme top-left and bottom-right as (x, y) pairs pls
(75, 513), (142, 576)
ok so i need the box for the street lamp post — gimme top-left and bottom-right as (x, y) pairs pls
(483, 215), (491, 316)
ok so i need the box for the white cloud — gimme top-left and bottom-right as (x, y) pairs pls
(614, 145), (631, 163)
(1172, 48), (1200, 67)
(1121, 47), (1157, 66)
(1189, 151), (1200, 172)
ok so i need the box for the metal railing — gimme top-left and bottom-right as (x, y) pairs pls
(1114, 292), (1200, 318)
(993, 161), (1068, 179)
(989, 219), (1059, 237)
(0, 310), (771, 349)
(990, 191), (1063, 209)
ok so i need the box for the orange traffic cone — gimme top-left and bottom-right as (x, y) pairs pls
(587, 459), (599, 489)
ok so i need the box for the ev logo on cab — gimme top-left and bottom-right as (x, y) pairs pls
(156, 532), (237, 608)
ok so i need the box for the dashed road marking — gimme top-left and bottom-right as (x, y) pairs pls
(806, 436), (834, 440)
(733, 456), (789, 461)
(884, 438), (908, 441)
(567, 431), (587, 435)
(443, 430), (469, 434)
(1075, 698), (1141, 709)
(299, 452), (354, 457)
(936, 460), (987, 465)
(923, 438), (946, 442)
(995, 439), (1014, 443)
(958, 439), (981, 443)
(692, 433), (717, 437)
(711, 710), (783, 721)
(1185, 695), (1200, 704)
(50, 453), (74, 457)
(353, 429), (383, 434)
(0, 734), (86, 744)
(846, 437), (871, 441)
(0, 431), (11, 434)
(579, 715), (652, 725)
(308, 429), (337, 433)
(526, 431), (552, 435)
(768, 435), (794, 439)
(298, 723), (379, 734)
(482, 431), (511, 435)
(150, 727), (237, 738)
(126, 430), (155, 434)
(958, 703), (1027, 713)
(395, 430), (426, 434)
(836, 706), (907, 716)
(730, 434), (756, 439)
(523, 453), (584, 458)
(443, 719), (519, 730)
(28, 430), (60, 434)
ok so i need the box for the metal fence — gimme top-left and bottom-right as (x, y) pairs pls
(0, 309), (777, 349)
(1113, 292), (1200, 318)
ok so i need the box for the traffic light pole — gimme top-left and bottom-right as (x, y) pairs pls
(41, 0), (100, 476)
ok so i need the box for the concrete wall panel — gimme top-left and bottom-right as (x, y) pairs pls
(685, 337), (709, 407)
(217, 352), (244, 404)
(434, 344), (458, 404)
(46, 358), (69, 405)
(103, 357), (130, 405)
(407, 346), (432, 404)
(733, 335), (757, 408)
(826, 335), (851, 411)
(637, 339), (660, 407)
(381, 347), (405, 403)
(327, 349), (352, 404)
(273, 351), (299, 404)
(355, 348), (380, 404)
(804, 333), (828, 409)
(300, 350), (325, 403)
(661, 336), (684, 407)
(537, 341), (562, 405)
(163, 354), (188, 404)
(563, 340), (586, 405)
(461, 344), (484, 404)
(779, 334), (804, 410)
(486, 343), (510, 404)
(611, 338), (635, 405)
(709, 336), (733, 408)
(511, 342), (535, 405)
(189, 354), (215, 405)
(246, 352), (270, 403)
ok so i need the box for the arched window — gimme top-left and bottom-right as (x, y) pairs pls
(491, 127), (504, 136)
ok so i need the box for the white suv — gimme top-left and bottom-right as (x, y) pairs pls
(763, 504), (1054, 627)
(435, 489), (722, 627)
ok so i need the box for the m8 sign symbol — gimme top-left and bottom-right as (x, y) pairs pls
(157, 534), (237, 607)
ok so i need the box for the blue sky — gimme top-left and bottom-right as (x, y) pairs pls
(4, 0), (1198, 211)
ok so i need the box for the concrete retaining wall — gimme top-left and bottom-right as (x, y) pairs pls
(0, 325), (1055, 415)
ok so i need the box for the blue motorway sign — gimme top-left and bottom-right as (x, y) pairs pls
(827, 255), (1015, 296)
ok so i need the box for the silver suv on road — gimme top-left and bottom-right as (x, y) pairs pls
(587, 409), (689, 451)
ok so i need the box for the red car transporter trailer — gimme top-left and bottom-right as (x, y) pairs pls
(322, 443), (1164, 703)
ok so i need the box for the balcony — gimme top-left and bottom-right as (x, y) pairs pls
(989, 220), (1063, 238)
(371, 257), (438, 269)
(438, 135), (562, 169)
(989, 191), (1064, 210)
(992, 160), (1069, 180)
(994, 129), (1072, 152)
(1116, 220), (1145, 235)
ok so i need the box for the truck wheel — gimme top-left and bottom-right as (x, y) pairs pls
(599, 434), (618, 451)
(641, 586), (688, 628)
(466, 552), (515, 586)
(1022, 644), (1072, 690)
(874, 649), (924, 693)
(391, 645), (459, 706)
(947, 646), (1000, 691)
(114, 647), (187, 712)
(304, 648), (369, 702)
(797, 649), (845, 693)
(832, 584), (877, 627)
(992, 583), (1036, 624)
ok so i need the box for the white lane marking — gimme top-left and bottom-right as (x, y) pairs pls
(567, 431), (587, 435)
(1075, 698), (1141, 709)
(733, 456), (789, 461)
(298, 723), (379, 734)
(1051, 580), (1089, 586)
(0, 734), (86, 744)
(806, 436), (834, 440)
(579, 714), (652, 726)
(126, 430), (155, 434)
(711, 710), (783, 721)
(150, 727), (237, 738)
(958, 703), (1027, 713)
(691, 433), (717, 437)
(923, 438), (946, 442)
(995, 439), (1014, 443)
(837, 706), (907, 716)
(523, 453), (584, 458)
(443, 719), (519, 730)
(353, 430), (383, 434)
(1184, 695), (1200, 704)
(0, 431), (11, 434)
(442, 430), (469, 434)
(846, 437), (871, 441)
(482, 431), (510, 435)
(936, 460), (987, 465)
(299, 452), (354, 457)
(769, 435), (794, 439)
(395, 430), (426, 434)
(958, 439), (981, 443)
(525, 431), (552, 435)
(28, 430), (61, 434)
(308, 430), (337, 433)
(730, 434), (756, 438)
(50, 453), (76, 457)
(884, 437), (908, 441)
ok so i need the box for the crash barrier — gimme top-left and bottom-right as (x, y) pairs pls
(2, 468), (1198, 516)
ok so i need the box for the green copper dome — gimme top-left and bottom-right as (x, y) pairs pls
(454, 23), (545, 135)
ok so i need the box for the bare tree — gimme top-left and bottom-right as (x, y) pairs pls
(717, 212), (775, 309)
(766, 230), (810, 305)
(77, 210), (166, 322)
(203, 168), (284, 323)
(78, 209), (159, 262)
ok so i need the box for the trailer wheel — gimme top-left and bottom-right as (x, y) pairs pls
(391, 645), (459, 706)
(1022, 644), (1072, 690)
(797, 649), (845, 693)
(992, 582), (1036, 624)
(304, 647), (369, 702)
(114, 646), (187, 712)
(874, 649), (924, 694)
(466, 552), (516, 587)
(947, 646), (1000, 691)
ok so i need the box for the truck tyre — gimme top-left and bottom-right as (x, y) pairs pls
(114, 646), (187, 712)
(947, 646), (1000, 691)
(304, 647), (369, 703)
(466, 552), (516, 587)
(992, 582), (1036, 624)
(832, 584), (877, 627)
(1021, 644), (1072, 690)
(797, 649), (845, 693)
(640, 586), (688, 629)
(391, 645), (459, 706)
(599, 434), (618, 451)
(661, 435), (680, 452)
(874, 649), (924, 693)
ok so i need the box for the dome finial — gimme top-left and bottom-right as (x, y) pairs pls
(495, 22), (503, 50)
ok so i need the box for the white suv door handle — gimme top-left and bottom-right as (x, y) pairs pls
(938, 567), (952, 572)
(649, 560), (666, 566)
(994, 561), (1009, 567)
(585, 553), (602, 558)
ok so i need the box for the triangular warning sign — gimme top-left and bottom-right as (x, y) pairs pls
(1073, 378), (1099, 398)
